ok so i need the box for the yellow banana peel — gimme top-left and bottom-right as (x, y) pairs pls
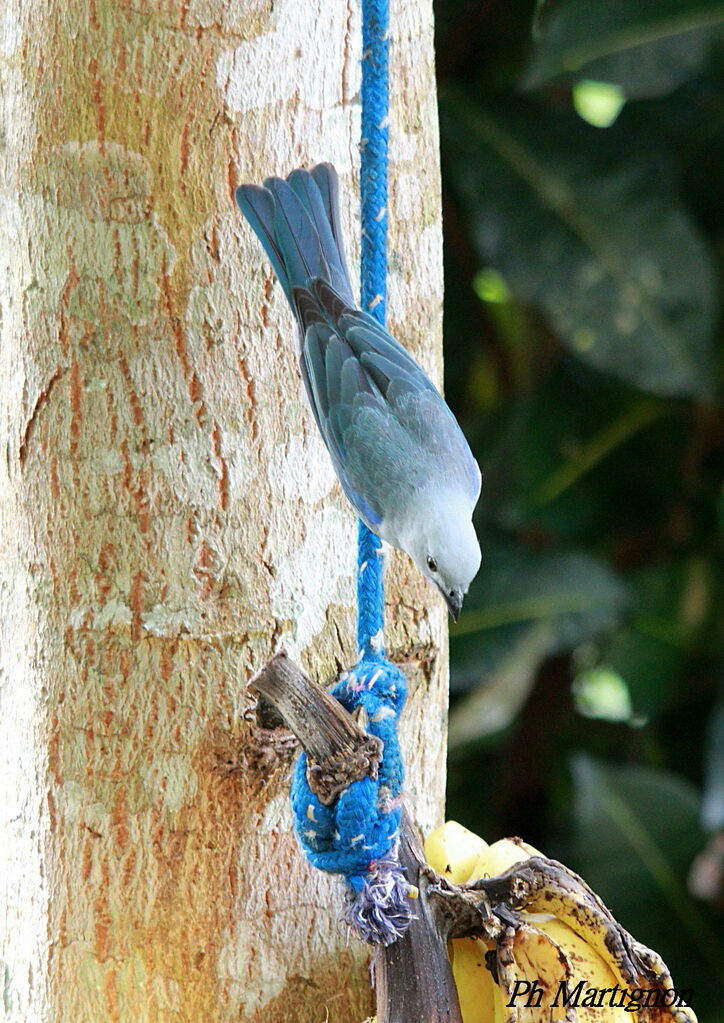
(425, 822), (697, 1023)
(425, 820), (490, 884)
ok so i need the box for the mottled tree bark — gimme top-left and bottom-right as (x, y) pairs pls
(0, 1), (445, 1021)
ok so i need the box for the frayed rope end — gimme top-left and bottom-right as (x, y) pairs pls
(344, 852), (413, 946)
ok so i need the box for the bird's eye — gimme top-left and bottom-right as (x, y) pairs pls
(426, 556), (438, 573)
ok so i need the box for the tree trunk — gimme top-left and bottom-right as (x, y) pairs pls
(0, 1), (445, 1020)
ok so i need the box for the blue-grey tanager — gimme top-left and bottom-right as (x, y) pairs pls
(235, 164), (481, 620)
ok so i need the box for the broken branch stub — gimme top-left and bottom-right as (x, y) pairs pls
(250, 651), (383, 804)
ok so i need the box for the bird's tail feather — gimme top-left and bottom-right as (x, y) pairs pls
(234, 184), (290, 295)
(309, 164), (354, 292)
(235, 164), (355, 310)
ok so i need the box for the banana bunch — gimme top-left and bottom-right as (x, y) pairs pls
(424, 822), (697, 1023)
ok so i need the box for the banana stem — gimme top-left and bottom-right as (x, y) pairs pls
(374, 811), (464, 1023)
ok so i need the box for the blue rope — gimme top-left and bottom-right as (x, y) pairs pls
(356, 0), (391, 670)
(289, 0), (411, 947)
(359, 0), (389, 329)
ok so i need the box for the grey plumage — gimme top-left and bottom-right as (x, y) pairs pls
(235, 163), (482, 618)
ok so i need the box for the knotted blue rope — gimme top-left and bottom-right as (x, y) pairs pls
(289, 0), (411, 947)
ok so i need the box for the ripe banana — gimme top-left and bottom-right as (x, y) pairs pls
(482, 852), (695, 1023)
(424, 822), (698, 1023)
(449, 937), (499, 1023)
(424, 820), (490, 884)
(469, 837), (541, 880)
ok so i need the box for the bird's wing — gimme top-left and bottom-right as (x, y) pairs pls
(339, 311), (440, 398)
(301, 333), (388, 527)
(295, 280), (481, 525)
(391, 387), (482, 503)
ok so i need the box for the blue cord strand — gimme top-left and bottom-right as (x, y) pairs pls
(358, 0), (390, 657)
(357, 521), (385, 658)
(289, 0), (411, 947)
(360, 0), (389, 325)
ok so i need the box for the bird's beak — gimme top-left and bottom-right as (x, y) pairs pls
(440, 586), (464, 623)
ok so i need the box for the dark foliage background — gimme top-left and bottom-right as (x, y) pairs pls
(435, 1), (724, 1017)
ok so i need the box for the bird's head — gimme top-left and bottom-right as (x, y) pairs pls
(403, 493), (481, 622)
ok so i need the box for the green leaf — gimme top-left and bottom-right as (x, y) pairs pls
(570, 756), (724, 998)
(449, 622), (555, 747)
(572, 664), (637, 722)
(443, 96), (717, 397)
(448, 546), (629, 744)
(569, 27), (716, 101)
(525, 0), (724, 89)
(573, 80), (627, 127)
(453, 545), (630, 644)
(604, 626), (684, 716)
(480, 371), (668, 541)
(604, 558), (714, 716)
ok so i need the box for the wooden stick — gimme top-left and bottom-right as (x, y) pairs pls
(250, 651), (382, 804)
